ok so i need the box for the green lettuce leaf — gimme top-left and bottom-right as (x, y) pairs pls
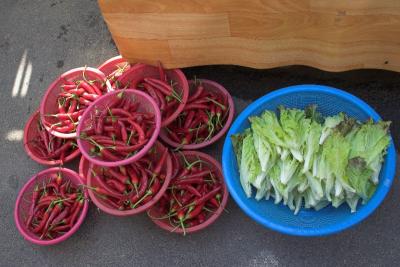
(239, 130), (264, 197)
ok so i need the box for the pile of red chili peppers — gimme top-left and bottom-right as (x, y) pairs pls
(151, 152), (223, 234)
(80, 91), (156, 161)
(119, 63), (183, 123)
(89, 143), (170, 210)
(164, 80), (230, 145)
(19, 56), (231, 242)
(31, 114), (78, 162)
(43, 71), (108, 134)
(25, 173), (84, 240)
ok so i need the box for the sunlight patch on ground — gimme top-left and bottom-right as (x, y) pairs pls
(5, 129), (24, 141)
(11, 50), (32, 98)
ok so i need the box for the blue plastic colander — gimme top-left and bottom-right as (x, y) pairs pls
(222, 85), (396, 236)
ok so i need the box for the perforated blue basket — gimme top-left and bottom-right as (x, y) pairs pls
(222, 85), (396, 236)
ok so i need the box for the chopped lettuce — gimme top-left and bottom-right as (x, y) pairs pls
(232, 105), (391, 214)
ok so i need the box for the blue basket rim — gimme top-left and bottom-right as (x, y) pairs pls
(222, 84), (397, 236)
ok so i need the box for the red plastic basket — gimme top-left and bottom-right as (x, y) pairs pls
(159, 79), (234, 149)
(87, 141), (172, 216)
(76, 89), (161, 167)
(14, 167), (89, 245)
(147, 151), (229, 234)
(40, 67), (109, 139)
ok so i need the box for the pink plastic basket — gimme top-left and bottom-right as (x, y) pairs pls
(159, 79), (235, 149)
(76, 89), (161, 167)
(147, 151), (229, 234)
(14, 167), (89, 245)
(117, 63), (189, 127)
(23, 110), (81, 166)
(40, 67), (109, 139)
(87, 141), (172, 216)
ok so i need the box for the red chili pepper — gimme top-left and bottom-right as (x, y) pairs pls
(57, 99), (66, 114)
(61, 84), (77, 90)
(153, 147), (169, 176)
(174, 178), (205, 185)
(107, 178), (127, 193)
(165, 128), (180, 143)
(176, 184), (202, 197)
(41, 203), (63, 237)
(51, 123), (77, 133)
(50, 224), (71, 233)
(118, 120), (128, 143)
(142, 83), (161, 107)
(79, 81), (96, 94)
(90, 82), (103, 95)
(66, 88), (85, 96)
(134, 177), (161, 207)
(38, 128), (51, 153)
(55, 173), (63, 186)
(158, 61), (167, 82)
(188, 84), (204, 103)
(78, 97), (92, 106)
(33, 202), (55, 233)
(130, 168), (148, 204)
(82, 92), (100, 101)
(189, 186), (222, 207)
(144, 78), (173, 96)
(197, 212), (206, 224)
(127, 165), (139, 188)
(153, 88), (166, 112)
(63, 80), (75, 86)
(47, 110), (83, 121)
(107, 91), (125, 108)
(99, 148), (120, 161)
(25, 185), (41, 227)
(127, 119), (145, 142)
(183, 111), (195, 129)
(109, 108), (132, 117)
(107, 167), (130, 184)
(45, 182), (60, 194)
(95, 138), (126, 147)
(67, 199), (84, 226)
(183, 103), (209, 111)
(92, 173), (124, 198)
(208, 198), (220, 208)
(48, 140), (73, 158)
(50, 206), (70, 226)
(145, 125), (155, 139)
(186, 203), (204, 219)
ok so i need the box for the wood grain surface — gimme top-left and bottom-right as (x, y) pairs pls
(98, 0), (400, 71)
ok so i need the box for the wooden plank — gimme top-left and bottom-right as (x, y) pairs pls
(166, 37), (399, 71)
(104, 13), (230, 39)
(309, 0), (400, 15)
(229, 12), (400, 43)
(112, 37), (172, 63)
(99, 0), (309, 14)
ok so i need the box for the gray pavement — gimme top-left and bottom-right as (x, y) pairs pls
(1, 1), (399, 266)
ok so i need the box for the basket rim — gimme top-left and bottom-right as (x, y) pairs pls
(222, 84), (397, 237)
